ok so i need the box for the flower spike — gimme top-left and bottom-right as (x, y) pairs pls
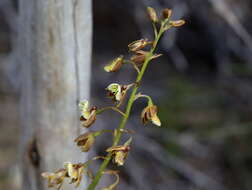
(41, 6), (186, 190)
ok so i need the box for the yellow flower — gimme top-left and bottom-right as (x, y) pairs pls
(79, 100), (97, 128)
(74, 132), (95, 152)
(141, 104), (161, 126)
(64, 162), (85, 187)
(41, 169), (67, 189)
(104, 55), (124, 72)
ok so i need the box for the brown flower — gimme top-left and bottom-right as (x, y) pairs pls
(107, 145), (130, 166)
(42, 169), (67, 189)
(106, 83), (133, 105)
(141, 105), (161, 126)
(79, 100), (97, 128)
(42, 162), (86, 189)
(106, 138), (132, 166)
(131, 50), (162, 66)
(128, 39), (152, 52)
(104, 55), (124, 72)
(130, 50), (148, 66)
(64, 162), (85, 187)
(74, 132), (95, 152)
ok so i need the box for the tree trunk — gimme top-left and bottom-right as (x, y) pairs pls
(18, 0), (92, 189)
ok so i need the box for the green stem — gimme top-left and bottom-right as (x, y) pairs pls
(135, 93), (153, 105)
(96, 106), (126, 117)
(93, 129), (114, 137)
(86, 25), (164, 190)
(124, 60), (141, 74)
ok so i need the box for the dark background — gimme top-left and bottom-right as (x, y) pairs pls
(1, 0), (252, 189)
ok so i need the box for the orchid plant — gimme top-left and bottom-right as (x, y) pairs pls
(42, 7), (185, 190)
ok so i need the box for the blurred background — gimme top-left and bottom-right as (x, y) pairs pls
(1, 0), (252, 190)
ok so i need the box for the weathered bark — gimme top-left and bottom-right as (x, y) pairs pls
(18, 0), (92, 189)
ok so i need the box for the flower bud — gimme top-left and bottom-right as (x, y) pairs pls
(79, 100), (97, 128)
(147, 7), (158, 23)
(128, 39), (151, 52)
(170, 20), (186, 27)
(104, 55), (124, 72)
(141, 104), (161, 126)
(162, 8), (172, 19)
(75, 132), (95, 152)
